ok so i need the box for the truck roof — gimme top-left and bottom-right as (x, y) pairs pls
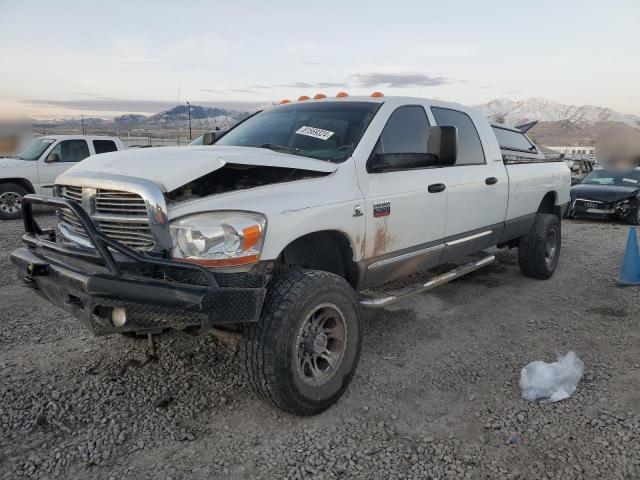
(272, 95), (470, 111)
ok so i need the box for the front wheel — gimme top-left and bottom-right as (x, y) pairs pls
(518, 213), (561, 279)
(0, 183), (28, 220)
(241, 269), (362, 415)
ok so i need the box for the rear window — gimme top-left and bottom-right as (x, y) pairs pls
(93, 140), (118, 154)
(492, 127), (536, 152)
(431, 107), (485, 165)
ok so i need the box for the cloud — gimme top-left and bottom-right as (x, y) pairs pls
(316, 82), (346, 88)
(250, 85), (273, 89)
(201, 88), (224, 94)
(228, 88), (257, 93)
(353, 72), (452, 88)
(278, 82), (314, 89)
(277, 81), (348, 89)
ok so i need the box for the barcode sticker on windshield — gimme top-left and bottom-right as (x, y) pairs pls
(623, 178), (638, 184)
(295, 126), (334, 141)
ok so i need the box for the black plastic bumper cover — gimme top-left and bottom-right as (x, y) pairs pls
(11, 195), (267, 335)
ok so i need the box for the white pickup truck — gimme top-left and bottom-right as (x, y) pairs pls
(0, 135), (124, 219)
(11, 95), (569, 415)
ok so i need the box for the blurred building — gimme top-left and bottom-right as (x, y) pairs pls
(547, 146), (595, 158)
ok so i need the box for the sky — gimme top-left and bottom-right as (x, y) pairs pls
(0, 0), (638, 119)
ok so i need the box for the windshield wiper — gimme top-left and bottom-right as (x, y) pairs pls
(258, 143), (301, 155)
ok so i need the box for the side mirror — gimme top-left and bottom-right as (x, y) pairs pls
(368, 125), (458, 173)
(427, 125), (457, 166)
(45, 152), (60, 163)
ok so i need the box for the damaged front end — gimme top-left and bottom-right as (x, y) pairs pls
(11, 195), (267, 336)
(569, 195), (639, 223)
(165, 162), (330, 203)
(613, 197), (639, 222)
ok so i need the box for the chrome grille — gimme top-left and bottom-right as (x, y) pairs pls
(56, 186), (155, 251)
(96, 189), (148, 216)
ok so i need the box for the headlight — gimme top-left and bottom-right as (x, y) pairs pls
(170, 212), (266, 267)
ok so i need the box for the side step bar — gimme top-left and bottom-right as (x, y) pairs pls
(359, 254), (495, 309)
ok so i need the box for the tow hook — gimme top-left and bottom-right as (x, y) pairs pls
(119, 334), (159, 375)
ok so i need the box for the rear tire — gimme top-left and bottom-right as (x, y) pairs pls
(241, 269), (362, 416)
(0, 183), (28, 220)
(518, 214), (561, 279)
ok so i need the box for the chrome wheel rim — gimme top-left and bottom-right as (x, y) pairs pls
(545, 230), (557, 266)
(0, 191), (22, 214)
(295, 303), (348, 386)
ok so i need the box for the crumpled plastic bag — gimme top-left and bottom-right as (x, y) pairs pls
(519, 351), (584, 403)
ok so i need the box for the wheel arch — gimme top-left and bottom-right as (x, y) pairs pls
(277, 230), (363, 289)
(537, 191), (562, 219)
(0, 178), (35, 194)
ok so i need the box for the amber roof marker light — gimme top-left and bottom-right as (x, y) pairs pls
(297, 95), (310, 101)
(336, 92), (349, 98)
(370, 91), (384, 97)
(279, 99), (291, 104)
(313, 93), (327, 100)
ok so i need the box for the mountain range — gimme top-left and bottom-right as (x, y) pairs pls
(477, 98), (640, 130)
(33, 105), (253, 132)
(33, 98), (640, 147)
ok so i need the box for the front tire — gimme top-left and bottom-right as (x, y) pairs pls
(518, 214), (561, 279)
(242, 269), (362, 415)
(0, 183), (28, 220)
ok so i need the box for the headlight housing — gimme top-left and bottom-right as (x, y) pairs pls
(169, 211), (266, 267)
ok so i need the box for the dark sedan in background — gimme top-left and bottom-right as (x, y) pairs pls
(567, 168), (640, 224)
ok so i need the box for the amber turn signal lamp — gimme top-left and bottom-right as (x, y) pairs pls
(242, 225), (262, 250)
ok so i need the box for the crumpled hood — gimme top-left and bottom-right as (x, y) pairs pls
(58, 145), (338, 192)
(571, 184), (640, 203)
(0, 157), (30, 169)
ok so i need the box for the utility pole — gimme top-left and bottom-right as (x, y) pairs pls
(81, 115), (86, 135)
(186, 101), (192, 140)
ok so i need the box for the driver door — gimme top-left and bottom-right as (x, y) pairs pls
(38, 139), (92, 194)
(356, 104), (448, 287)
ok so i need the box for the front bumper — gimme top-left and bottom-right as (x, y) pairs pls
(11, 195), (267, 336)
(569, 197), (636, 221)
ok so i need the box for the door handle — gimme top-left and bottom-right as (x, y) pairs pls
(485, 177), (498, 185)
(428, 183), (446, 193)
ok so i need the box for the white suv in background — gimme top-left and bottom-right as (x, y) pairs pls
(0, 135), (124, 219)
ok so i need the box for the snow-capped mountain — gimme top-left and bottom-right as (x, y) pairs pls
(134, 105), (250, 129)
(477, 98), (640, 129)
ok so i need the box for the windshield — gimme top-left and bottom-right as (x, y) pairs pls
(14, 138), (55, 160)
(581, 169), (640, 187)
(216, 101), (381, 162)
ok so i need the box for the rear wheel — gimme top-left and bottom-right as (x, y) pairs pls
(242, 269), (362, 415)
(0, 183), (28, 220)
(518, 213), (561, 279)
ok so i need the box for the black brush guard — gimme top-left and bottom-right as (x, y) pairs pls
(11, 194), (267, 335)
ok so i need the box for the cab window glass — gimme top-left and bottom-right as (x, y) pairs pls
(376, 105), (430, 155)
(492, 127), (535, 152)
(48, 140), (90, 163)
(93, 140), (118, 154)
(431, 107), (485, 165)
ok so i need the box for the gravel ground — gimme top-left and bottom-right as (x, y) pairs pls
(1, 212), (639, 480)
